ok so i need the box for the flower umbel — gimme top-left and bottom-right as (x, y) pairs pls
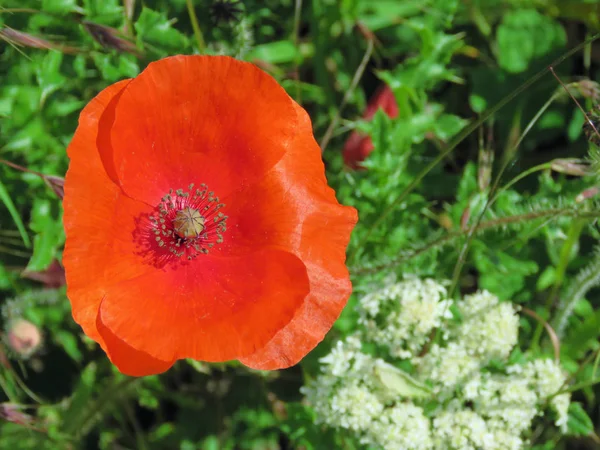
(63, 55), (357, 376)
(305, 279), (572, 450)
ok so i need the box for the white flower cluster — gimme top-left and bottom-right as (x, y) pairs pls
(304, 278), (572, 450)
(301, 336), (434, 450)
(357, 276), (452, 359)
(420, 290), (520, 393)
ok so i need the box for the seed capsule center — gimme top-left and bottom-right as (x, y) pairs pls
(172, 207), (206, 239)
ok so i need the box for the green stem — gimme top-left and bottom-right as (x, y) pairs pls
(292, 0), (303, 102)
(494, 163), (553, 198)
(531, 219), (586, 351)
(448, 92), (575, 296)
(320, 38), (373, 152)
(552, 376), (600, 397)
(186, 0), (205, 52)
(352, 207), (600, 275)
(0, 370), (19, 402)
(124, 400), (148, 450)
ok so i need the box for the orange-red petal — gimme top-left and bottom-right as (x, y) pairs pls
(97, 317), (174, 376)
(221, 103), (357, 369)
(96, 249), (309, 362)
(106, 55), (299, 206)
(63, 79), (128, 344)
(63, 80), (174, 375)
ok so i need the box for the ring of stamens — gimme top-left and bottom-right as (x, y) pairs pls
(148, 183), (227, 260)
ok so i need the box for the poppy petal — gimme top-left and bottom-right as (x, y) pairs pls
(106, 55), (299, 206)
(96, 249), (310, 362)
(96, 317), (175, 376)
(63, 80), (174, 374)
(63, 79), (129, 344)
(222, 103), (357, 369)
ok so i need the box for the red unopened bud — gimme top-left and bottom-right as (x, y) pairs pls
(21, 259), (66, 288)
(6, 319), (42, 358)
(0, 403), (33, 426)
(576, 187), (600, 203)
(343, 84), (399, 169)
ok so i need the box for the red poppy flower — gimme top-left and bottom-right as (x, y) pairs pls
(343, 84), (398, 169)
(63, 55), (357, 376)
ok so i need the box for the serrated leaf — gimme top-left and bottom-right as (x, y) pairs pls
(567, 402), (594, 436)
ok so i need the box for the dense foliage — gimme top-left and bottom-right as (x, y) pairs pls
(2, 0), (600, 448)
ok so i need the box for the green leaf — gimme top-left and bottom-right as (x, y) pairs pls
(373, 361), (432, 399)
(92, 53), (140, 83)
(61, 363), (98, 436)
(536, 266), (556, 291)
(0, 176), (31, 248)
(433, 113), (468, 141)
(54, 330), (83, 362)
(496, 10), (566, 73)
(26, 199), (64, 272)
(246, 40), (299, 64)
(135, 8), (189, 52)
(473, 244), (539, 299)
(42, 0), (77, 14)
(357, 0), (421, 31)
(567, 402), (594, 437)
(35, 51), (66, 105)
(562, 306), (600, 359)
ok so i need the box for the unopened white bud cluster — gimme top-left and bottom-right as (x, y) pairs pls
(304, 278), (571, 450)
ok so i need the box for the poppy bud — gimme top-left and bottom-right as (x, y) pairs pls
(82, 21), (140, 56)
(21, 259), (66, 288)
(343, 84), (398, 169)
(6, 319), (42, 358)
(576, 187), (600, 203)
(0, 403), (33, 426)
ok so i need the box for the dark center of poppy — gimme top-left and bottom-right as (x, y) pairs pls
(148, 184), (227, 260)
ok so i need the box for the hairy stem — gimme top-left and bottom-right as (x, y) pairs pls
(552, 246), (600, 338)
(352, 207), (600, 275)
